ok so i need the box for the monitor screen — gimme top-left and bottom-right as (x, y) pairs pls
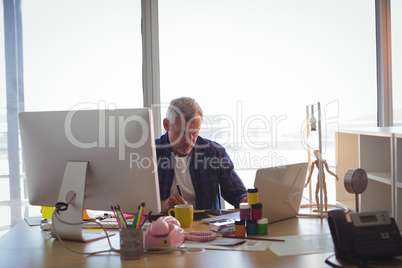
(19, 108), (161, 241)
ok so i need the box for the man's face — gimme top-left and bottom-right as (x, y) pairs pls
(165, 115), (201, 156)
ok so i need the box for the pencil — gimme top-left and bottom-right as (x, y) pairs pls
(217, 235), (285, 242)
(114, 205), (126, 229)
(132, 203), (141, 229)
(117, 204), (128, 229)
(140, 210), (152, 228)
(110, 205), (122, 229)
(136, 201), (145, 228)
(176, 183), (183, 196)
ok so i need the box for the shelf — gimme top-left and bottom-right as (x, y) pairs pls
(360, 131), (392, 214)
(336, 128), (402, 229)
(367, 171), (392, 185)
(391, 127), (402, 138)
(336, 200), (356, 212)
(361, 179), (392, 213)
(338, 127), (395, 137)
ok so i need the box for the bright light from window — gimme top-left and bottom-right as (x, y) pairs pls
(159, 0), (376, 207)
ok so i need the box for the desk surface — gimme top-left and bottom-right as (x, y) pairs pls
(1, 214), (400, 268)
(0, 214), (336, 268)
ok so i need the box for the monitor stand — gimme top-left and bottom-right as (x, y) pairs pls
(51, 161), (109, 242)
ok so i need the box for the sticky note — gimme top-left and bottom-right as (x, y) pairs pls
(83, 209), (90, 220)
(41, 206), (55, 220)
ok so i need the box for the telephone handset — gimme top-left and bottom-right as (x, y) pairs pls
(328, 209), (402, 262)
(144, 216), (185, 248)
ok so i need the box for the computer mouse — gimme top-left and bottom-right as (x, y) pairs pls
(40, 222), (51, 230)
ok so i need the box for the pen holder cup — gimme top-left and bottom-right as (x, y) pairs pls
(120, 228), (144, 260)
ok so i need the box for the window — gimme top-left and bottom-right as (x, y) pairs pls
(0, 0), (143, 235)
(0, 1), (382, 235)
(22, 0), (143, 111)
(391, 0), (402, 125)
(159, 0), (377, 207)
(0, 0), (9, 236)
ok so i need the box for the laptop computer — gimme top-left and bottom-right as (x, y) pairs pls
(254, 162), (308, 223)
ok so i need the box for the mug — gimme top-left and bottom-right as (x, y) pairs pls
(168, 204), (193, 228)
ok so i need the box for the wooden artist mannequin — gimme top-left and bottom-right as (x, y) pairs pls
(304, 149), (339, 212)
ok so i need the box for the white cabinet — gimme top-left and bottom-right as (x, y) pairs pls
(335, 127), (402, 229)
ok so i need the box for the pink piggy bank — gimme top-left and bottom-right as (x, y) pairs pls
(144, 216), (185, 248)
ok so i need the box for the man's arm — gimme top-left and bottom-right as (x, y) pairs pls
(217, 148), (247, 208)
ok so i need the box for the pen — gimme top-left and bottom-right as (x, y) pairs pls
(217, 235), (285, 242)
(176, 183), (183, 196)
(140, 210), (152, 228)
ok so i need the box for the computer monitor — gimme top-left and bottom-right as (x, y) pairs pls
(19, 108), (161, 242)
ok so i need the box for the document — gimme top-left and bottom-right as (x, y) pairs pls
(269, 234), (334, 256)
(181, 237), (271, 252)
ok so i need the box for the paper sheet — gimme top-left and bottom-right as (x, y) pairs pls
(269, 233), (334, 256)
(83, 229), (105, 234)
(24, 216), (42, 226)
(181, 237), (271, 252)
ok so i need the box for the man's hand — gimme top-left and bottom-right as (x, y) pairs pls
(161, 193), (188, 214)
(239, 196), (248, 205)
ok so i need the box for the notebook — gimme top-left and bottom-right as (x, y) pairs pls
(254, 162), (308, 223)
(201, 211), (240, 223)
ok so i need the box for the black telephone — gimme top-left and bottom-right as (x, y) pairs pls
(328, 209), (402, 262)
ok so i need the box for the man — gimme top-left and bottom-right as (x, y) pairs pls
(156, 97), (247, 214)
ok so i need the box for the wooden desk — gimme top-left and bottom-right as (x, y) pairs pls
(0, 215), (336, 268)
